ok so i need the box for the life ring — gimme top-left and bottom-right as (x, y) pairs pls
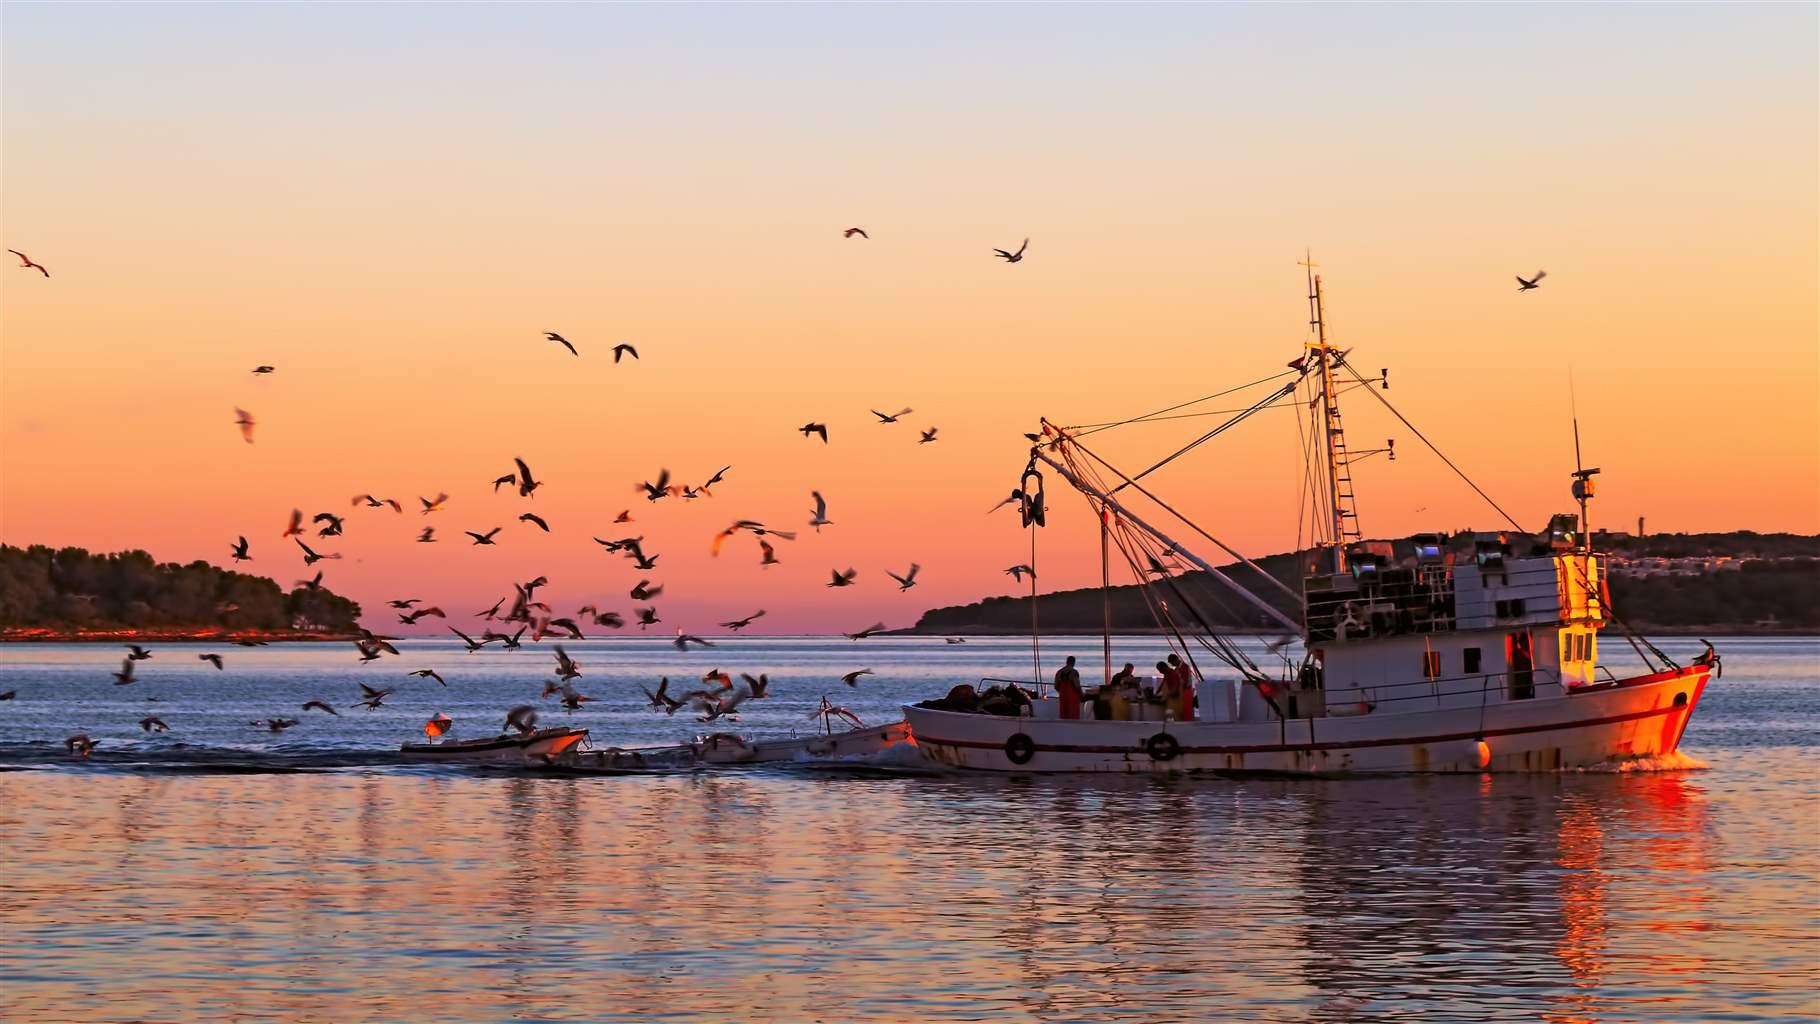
(1004, 732), (1037, 765)
(1145, 732), (1182, 762)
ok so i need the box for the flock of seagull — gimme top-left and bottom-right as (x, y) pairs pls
(11, 229), (1059, 758)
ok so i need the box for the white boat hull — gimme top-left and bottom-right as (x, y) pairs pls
(559, 722), (915, 773)
(904, 665), (1711, 774)
(399, 727), (589, 766)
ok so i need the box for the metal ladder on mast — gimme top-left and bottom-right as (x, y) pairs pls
(1328, 404), (1363, 545)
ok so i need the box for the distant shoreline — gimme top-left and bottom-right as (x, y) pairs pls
(1, 628), (359, 644)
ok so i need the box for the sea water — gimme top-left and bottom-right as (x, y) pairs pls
(0, 635), (1814, 1022)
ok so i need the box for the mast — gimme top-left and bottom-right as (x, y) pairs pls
(1303, 254), (1360, 570)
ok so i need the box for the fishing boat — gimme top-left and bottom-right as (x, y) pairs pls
(904, 263), (1717, 774)
(399, 725), (590, 765)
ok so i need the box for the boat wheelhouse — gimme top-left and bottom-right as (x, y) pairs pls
(904, 262), (1715, 774)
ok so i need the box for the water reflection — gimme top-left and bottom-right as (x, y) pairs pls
(0, 762), (1807, 1023)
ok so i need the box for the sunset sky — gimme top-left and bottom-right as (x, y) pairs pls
(3, 4), (1815, 634)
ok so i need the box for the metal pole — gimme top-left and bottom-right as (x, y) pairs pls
(1101, 508), (1113, 686)
(1034, 449), (1303, 634)
(1030, 527), (1043, 696)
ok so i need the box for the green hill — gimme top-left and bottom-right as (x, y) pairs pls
(0, 544), (362, 639)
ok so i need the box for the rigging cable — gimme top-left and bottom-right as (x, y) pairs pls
(1064, 368), (1299, 440)
(1337, 362), (1526, 532)
(1067, 436), (1302, 603)
(1111, 377), (1307, 493)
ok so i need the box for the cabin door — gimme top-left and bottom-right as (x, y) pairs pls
(1507, 631), (1535, 700)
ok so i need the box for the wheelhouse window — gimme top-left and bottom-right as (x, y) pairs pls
(1464, 647), (1482, 674)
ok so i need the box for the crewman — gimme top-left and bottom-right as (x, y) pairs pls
(1167, 653), (1195, 721)
(1054, 656), (1083, 720)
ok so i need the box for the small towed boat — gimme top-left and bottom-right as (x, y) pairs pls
(563, 743), (699, 773)
(696, 721), (914, 764)
(557, 721), (915, 773)
(400, 726), (589, 766)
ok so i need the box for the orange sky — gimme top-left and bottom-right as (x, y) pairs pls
(2, 5), (1815, 633)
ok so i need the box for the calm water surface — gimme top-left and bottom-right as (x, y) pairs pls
(1, 636), (1815, 1023)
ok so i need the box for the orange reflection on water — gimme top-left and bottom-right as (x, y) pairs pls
(2, 764), (1812, 1023)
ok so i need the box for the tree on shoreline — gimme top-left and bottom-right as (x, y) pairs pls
(0, 545), (361, 633)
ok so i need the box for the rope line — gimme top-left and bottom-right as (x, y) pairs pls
(1063, 368), (1299, 441)
(1337, 362), (1526, 532)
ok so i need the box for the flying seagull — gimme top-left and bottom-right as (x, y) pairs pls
(513, 457), (541, 497)
(295, 538), (340, 565)
(199, 654), (224, 670)
(827, 567), (858, 588)
(919, 427), (939, 444)
(230, 536), (251, 562)
(234, 408), (256, 444)
(1516, 270), (1547, 292)
(872, 407), (912, 424)
(993, 238), (1029, 263)
(719, 610), (767, 631)
(844, 227), (868, 239)
(545, 331), (578, 355)
(887, 563), (921, 591)
(613, 343), (638, 363)
(799, 422), (829, 444)
(466, 528), (502, 545)
(519, 512), (550, 532)
(841, 669), (874, 687)
(673, 629), (715, 651)
(8, 249), (49, 277)
(351, 683), (392, 711)
(1005, 564), (1036, 582)
(639, 468), (674, 502)
(809, 491), (832, 531)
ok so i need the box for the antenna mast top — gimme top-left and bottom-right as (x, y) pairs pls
(1569, 374), (1600, 552)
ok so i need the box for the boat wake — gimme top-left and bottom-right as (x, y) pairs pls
(0, 743), (418, 774)
(1574, 750), (1711, 773)
(793, 740), (944, 776)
